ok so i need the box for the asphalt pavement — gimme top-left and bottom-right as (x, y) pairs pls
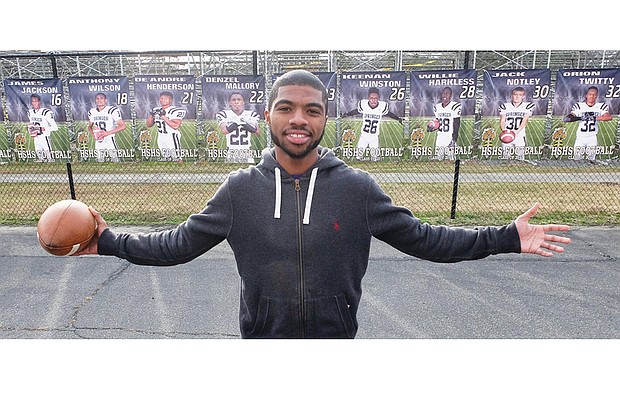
(0, 224), (618, 339)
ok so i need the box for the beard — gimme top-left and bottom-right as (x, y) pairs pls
(270, 128), (324, 160)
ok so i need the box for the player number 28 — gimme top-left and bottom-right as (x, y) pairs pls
(459, 86), (475, 99)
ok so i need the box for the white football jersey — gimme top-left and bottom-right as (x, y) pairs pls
(433, 101), (461, 134)
(88, 105), (122, 132)
(217, 109), (260, 148)
(499, 101), (535, 132)
(28, 108), (58, 136)
(357, 99), (390, 135)
(152, 106), (186, 134)
(571, 102), (609, 136)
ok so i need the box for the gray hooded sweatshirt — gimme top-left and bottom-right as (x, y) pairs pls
(98, 146), (521, 338)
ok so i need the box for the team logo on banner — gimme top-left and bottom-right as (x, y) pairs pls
(339, 71), (406, 162)
(201, 75), (266, 163)
(134, 75), (197, 162)
(68, 76), (133, 162)
(410, 69), (477, 161)
(481, 69), (551, 162)
(3, 78), (70, 163)
(552, 68), (620, 161)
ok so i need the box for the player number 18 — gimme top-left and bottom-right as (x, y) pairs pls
(117, 92), (128, 105)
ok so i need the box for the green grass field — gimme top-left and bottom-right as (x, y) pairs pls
(1, 158), (618, 227)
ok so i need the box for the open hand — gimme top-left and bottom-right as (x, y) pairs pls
(515, 203), (571, 257)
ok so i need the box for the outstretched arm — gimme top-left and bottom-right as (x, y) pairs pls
(341, 109), (358, 118)
(514, 202), (571, 257)
(386, 111), (403, 123)
(563, 113), (581, 122)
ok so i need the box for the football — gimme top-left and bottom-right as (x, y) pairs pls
(37, 200), (97, 256)
(499, 130), (516, 144)
(92, 128), (104, 143)
(427, 119), (440, 131)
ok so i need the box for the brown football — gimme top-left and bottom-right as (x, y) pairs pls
(37, 200), (97, 256)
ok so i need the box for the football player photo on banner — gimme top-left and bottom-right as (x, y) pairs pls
(552, 68), (619, 162)
(409, 69), (477, 161)
(68, 76), (133, 162)
(201, 75), (266, 164)
(339, 71), (405, 162)
(481, 69), (551, 162)
(134, 75), (197, 162)
(3, 78), (69, 163)
(272, 71), (338, 148)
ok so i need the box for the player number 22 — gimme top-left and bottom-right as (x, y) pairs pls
(229, 127), (250, 145)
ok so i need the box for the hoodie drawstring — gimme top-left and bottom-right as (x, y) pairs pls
(274, 167), (281, 219)
(302, 167), (318, 225)
(273, 166), (318, 225)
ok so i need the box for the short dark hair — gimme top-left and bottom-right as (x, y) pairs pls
(30, 94), (41, 101)
(268, 70), (328, 111)
(228, 92), (244, 101)
(368, 87), (380, 96)
(160, 91), (174, 100)
(96, 92), (107, 99)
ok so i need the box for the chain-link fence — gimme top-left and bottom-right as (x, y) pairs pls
(1, 154), (618, 226)
(1, 50), (619, 226)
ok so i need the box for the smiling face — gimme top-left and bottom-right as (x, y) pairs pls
(265, 84), (327, 170)
(441, 87), (453, 106)
(159, 93), (173, 108)
(31, 96), (42, 110)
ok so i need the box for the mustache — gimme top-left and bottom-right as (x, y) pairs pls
(283, 126), (310, 134)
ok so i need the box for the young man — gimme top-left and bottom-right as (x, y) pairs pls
(499, 87), (535, 161)
(27, 94), (58, 162)
(87, 93), (126, 162)
(77, 70), (571, 339)
(146, 91), (186, 161)
(217, 92), (260, 163)
(428, 86), (461, 160)
(341, 87), (402, 161)
(563, 86), (612, 162)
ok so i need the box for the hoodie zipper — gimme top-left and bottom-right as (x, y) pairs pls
(294, 178), (306, 338)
